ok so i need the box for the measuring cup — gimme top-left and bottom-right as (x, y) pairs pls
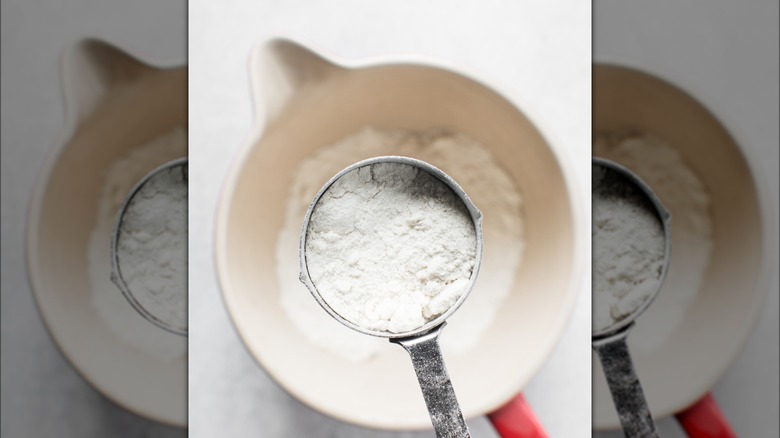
(111, 157), (188, 336)
(592, 158), (671, 437)
(299, 156), (483, 438)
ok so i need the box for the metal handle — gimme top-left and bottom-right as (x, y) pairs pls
(593, 328), (658, 438)
(392, 323), (470, 438)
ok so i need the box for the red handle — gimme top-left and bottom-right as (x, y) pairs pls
(675, 393), (737, 438)
(487, 393), (548, 438)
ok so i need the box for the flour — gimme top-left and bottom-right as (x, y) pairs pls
(277, 128), (524, 361)
(594, 132), (713, 350)
(304, 161), (477, 334)
(592, 165), (666, 333)
(116, 162), (187, 333)
(88, 127), (187, 361)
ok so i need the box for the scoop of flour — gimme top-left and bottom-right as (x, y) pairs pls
(592, 164), (666, 333)
(277, 128), (524, 362)
(116, 162), (187, 333)
(304, 161), (477, 334)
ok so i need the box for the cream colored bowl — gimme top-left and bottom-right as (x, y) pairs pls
(216, 39), (585, 430)
(26, 40), (187, 427)
(592, 64), (769, 429)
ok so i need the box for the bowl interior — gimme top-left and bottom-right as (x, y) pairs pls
(592, 64), (764, 428)
(218, 62), (579, 429)
(27, 59), (187, 426)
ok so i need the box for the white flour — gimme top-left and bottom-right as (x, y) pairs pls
(116, 162), (187, 333)
(592, 165), (665, 333)
(88, 127), (187, 361)
(277, 128), (524, 362)
(594, 132), (713, 351)
(305, 162), (477, 334)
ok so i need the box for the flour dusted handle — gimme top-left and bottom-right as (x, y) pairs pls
(675, 393), (737, 438)
(487, 393), (548, 438)
(593, 331), (658, 438)
(392, 324), (470, 438)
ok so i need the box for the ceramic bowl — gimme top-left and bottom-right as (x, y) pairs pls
(26, 39), (187, 427)
(215, 39), (585, 430)
(592, 64), (770, 429)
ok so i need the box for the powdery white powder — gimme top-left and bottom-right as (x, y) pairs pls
(117, 163), (187, 333)
(305, 162), (477, 334)
(88, 127), (187, 361)
(594, 132), (713, 351)
(277, 128), (524, 362)
(592, 165), (665, 333)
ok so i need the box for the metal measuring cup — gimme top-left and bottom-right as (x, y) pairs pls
(299, 156), (483, 438)
(592, 157), (672, 438)
(110, 157), (188, 336)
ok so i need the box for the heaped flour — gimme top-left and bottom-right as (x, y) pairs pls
(277, 128), (524, 362)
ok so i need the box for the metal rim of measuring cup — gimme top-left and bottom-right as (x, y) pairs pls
(110, 157), (188, 336)
(298, 155), (484, 339)
(591, 157), (672, 340)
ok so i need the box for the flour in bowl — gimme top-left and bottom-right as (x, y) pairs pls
(88, 127), (187, 361)
(304, 161), (477, 334)
(277, 128), (524, 361)
(594, 132), (713, 351)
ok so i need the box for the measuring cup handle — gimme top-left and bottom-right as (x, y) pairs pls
(593, 331), (659, 438)
(392, 323), (470, 438)
(487, 393), (548, 438)
(675, 393), (737, 438)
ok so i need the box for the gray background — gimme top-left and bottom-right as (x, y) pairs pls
(1, 1), (186, 436)
(593, 1), (779, 437)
